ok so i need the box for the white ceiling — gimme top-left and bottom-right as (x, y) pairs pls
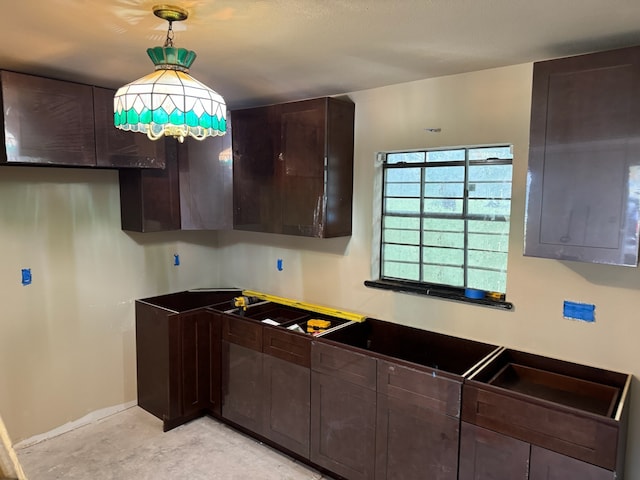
(4, 0), (640, 109)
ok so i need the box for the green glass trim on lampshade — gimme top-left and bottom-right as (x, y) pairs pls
(147, 46), (196, 69)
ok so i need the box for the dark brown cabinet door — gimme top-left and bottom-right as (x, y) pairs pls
(376, 394), (459, 480)
(207, 310), (224, 417)
(93, 86), (165, 169)
(178, 132), (233, 230)
(263, 354), (310, 458)
(178, 310), (210, 419)
(310, 341), (377, 480)
(119, 139), (180, 232)
(459, 422), (530, 480)
(232, 105), (279, 232)
(375, 360), (461, 480)
(232, 97), (354, 238)
(119, 131), (232, 232)
(221, 341), (264, 434)
(529, 446), (614, 480)
(221, 315), (264, 434)
(0, 70), (96, 166)
(310, 371), (376, 480)
(525, 46), (640, 265)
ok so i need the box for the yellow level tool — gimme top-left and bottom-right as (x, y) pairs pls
(241, 290), (366, 323)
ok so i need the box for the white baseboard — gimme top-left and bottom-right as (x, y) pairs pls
(14, 401), (137, 449)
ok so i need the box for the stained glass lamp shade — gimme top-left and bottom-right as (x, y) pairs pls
(113, 6), (226, 143)
(114, 46), (226, 143)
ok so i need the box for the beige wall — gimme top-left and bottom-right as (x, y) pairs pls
(0, 167), (222, 442)
(217, 63), (640, 477)
(1, 62), (639, 477)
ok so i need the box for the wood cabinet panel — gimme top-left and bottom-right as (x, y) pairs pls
(134, 290), (239, 431)
(119, 139), (180, 232)
(232, 96), (354, 237)
(462, 383), (619, 470)
(529, 445), (614, 480)
(377, 359), (461, 417)
(93, 86), (165, 169)
(263, 355), (311, 458)
(458, 422), (530, 480)
(311, 340), (376, 389)
(232, 105), (278, 232)
(263, 325), (310, 368)
(178, 132), (233, 230)
(375, 393), (459, 480)
(206, 310), (224, 416)
(310, 371), (376, 480)
(221, 341), (264, 435)
(1, 70), (96, 166)
(525, 46), (640, 265)
(222, 315), (262, 351)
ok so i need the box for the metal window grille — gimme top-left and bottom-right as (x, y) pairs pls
(380, 145), (513, 294)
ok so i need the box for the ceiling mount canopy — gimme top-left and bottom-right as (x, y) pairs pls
(113, 4), (226, 143)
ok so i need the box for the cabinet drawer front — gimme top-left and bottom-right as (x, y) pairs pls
(462, 384), (618, 470)
(263, 326), (310, 367)
(378, 360), (462, 417)
(311, 341), (376, 389)
(222, 315), (262, 351)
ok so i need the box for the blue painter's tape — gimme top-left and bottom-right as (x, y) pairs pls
(276, 259), (283, 271)
(563, 301), (595, 322)
(173, 254), (180, 266)
(21, 268), (32, 286)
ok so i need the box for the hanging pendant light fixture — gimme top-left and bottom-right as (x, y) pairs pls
(113, 4), (226, 143)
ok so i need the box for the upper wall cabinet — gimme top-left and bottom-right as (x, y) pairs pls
(119, 132), (233, 232)
(0, 70), (164, 169)
(525, 46), (640, 266)
(93, 86), (165, 169)
(232, 96), (355, 238)
(0, 70), (96, 166)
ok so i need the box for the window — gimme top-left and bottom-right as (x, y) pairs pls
(372, 145), (513, 305)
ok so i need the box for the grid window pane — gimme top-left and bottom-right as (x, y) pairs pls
(423, 218), (465, 233)
(385, 198), (421, 214)
(383, 262), (420, 281)
(422, 246), (464, 266)
(387, 152), (426, 164)
(380, 145), (513, 295)
(385, 216), (421, 230)
(423, 231), (464, 249)
(426, 149), (465, 162)
(423, 264), (464, 287)
(384, 228), (420, 245)
(383, 244), (419, 262)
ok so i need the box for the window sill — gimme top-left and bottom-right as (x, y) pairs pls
(364, 279), (514, 311)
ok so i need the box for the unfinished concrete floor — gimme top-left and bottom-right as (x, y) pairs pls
(16, 407), (335, 480)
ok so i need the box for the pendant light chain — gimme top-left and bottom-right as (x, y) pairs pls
(164, 21), (175, 48)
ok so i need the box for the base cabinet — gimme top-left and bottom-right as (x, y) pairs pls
(134, 289), (239, 431)
(460, 423), (616, 480)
